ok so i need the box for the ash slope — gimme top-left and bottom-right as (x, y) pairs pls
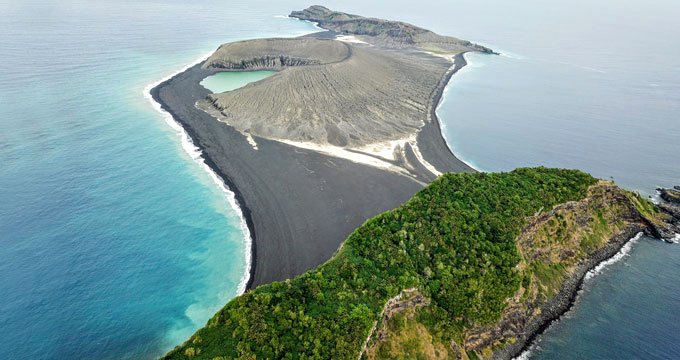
(200, 6), (492, 149)
(153, 7), (482, 291)
(201, 40), (451, 147)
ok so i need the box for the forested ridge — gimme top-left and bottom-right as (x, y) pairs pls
(164, 168), (598, 359)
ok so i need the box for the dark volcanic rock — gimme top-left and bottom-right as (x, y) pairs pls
(659, 187), (680, 204)
(654, 187), (680, 240)
(660, 203), (680, 220)
(290, 5), (495, 53)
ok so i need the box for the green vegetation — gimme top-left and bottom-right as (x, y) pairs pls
(367, 180), (653, 359)
(627, 191), (659, 220)
(164, 168), (597, 359)
(528, 261), (567, 298)
(368, 309), (451, 360)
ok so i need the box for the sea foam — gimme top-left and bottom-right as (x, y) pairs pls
(143, 53), (253, 296)
(512, 232), (644, 360)
(584, 232), (643, 281)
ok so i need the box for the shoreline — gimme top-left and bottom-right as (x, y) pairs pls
(149, 58), (426, 289)
(501, 227), (648, 360)
(145, 22), (678, 360)
(150, 33), (479, 290)
(433, 52), (482, 172)
(410, 50), (479, 175)
(146, 61), (257, 293)
(427, 51), (479, 173)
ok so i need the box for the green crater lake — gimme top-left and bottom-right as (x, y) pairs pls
(200, 71), (275, 93)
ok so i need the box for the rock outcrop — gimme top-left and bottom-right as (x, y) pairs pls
(659, 187), (680, 204)
(365, 182), (678, 359)
(203, 38), (349, 70)
(656, 186), (680, 238)
(290, 5), (494, 54)
(467, 183), (653, 359)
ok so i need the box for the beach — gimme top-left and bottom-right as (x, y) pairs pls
(149, 34), (475, 289)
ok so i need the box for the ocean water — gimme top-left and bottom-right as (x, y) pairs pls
(1, 0), (679, 359)
(524, 235), (680, 359)
(0, 1), (317, 359)
(200, 71), (275, 93)
(433, 0), (680, 195)
(424, 0), (680, 358)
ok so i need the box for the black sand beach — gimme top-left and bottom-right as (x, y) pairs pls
(150, 35), (476, 289)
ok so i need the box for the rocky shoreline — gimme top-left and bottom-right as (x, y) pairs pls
(656, 186), (680, 239)
(495, 188), (680, 359)
(497, 226), (647, 359)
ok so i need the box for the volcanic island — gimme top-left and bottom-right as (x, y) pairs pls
(152, 6), (680, 359)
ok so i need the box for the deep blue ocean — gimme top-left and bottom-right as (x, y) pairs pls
(1, 0), (678, 359)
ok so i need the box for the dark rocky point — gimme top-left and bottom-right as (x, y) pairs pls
(659, 187), (680, 204)
(290, 5), (495, 54)
(654, 187), (680, 240)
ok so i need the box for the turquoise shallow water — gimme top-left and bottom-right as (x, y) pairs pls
(1, 0), (679, 359)
(0, 1), (317, 358)
(200, 71), (276, 93)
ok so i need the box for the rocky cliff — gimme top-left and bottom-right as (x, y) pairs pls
(365, 182), (680, 359)
(202, 38), (349, 70)
(161, 169), (678, 359)
(656, 186), (680, 238)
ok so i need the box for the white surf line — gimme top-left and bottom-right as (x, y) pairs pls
(291, 17), (325, 32)
(143, 53), (253, 296)
(512, 232), (644, 360)
(497, 50), (526, 61)
(584, 232), (643, 281)
(513, 349), (532, 360)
